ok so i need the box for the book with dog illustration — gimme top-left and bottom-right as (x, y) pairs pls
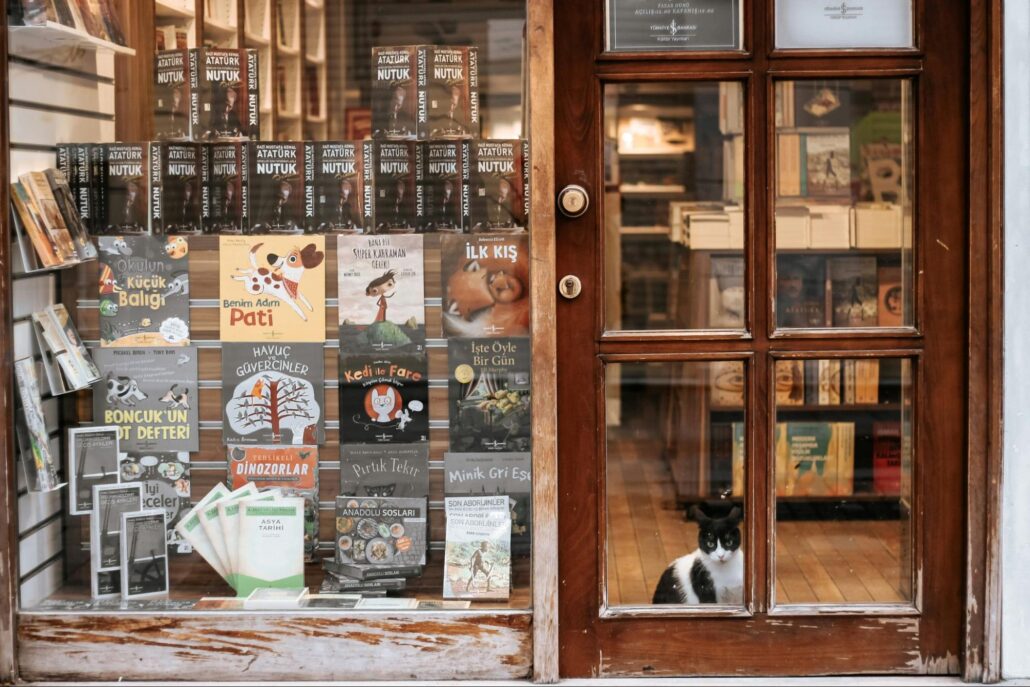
(469, 139), (530, 233)
(221, 342), (325, 445)
(337, 234), (425, 354)
(447, 338), (531, 453)
(340, 443), (429, 499)
(219, 235), (326, 342)
(444, 452), (531, 554)
(440, 234), (530, 338)
(98, 235), (190, 347)
(246, 142), (312, 234)
(338, 353), (428, 444)
(91, 346), (199, 452)
(373, 141), (419, 233)
(313, 141), (373, 234)
(443, 495), (511, 600)
(118, 451), (191, 553)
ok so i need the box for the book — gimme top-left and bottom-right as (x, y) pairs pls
(416, 599), (472, 610)
(793, 82), (852, 128)
(444, 452), (531, 553)
(20, 171), (78, 260)
(443, 495), (511, 600)
(447, 338), (531, 453)
(13, 358), (61, 492)
(11, 180), (63, 267)
(226, 445), (320, 561)
(731, 422), (745, 497)
(217, 489), (283, 581)
(775, 360), (805, 406)
(244, 587), (309, 610)
(203, 142), (247, 234)
(44, 168), (96, 260)
(91, 482), (142, 598)
(11, 0), (53, 25)
(854, 359), (881, 404)
(829, 256), (878, 327)
(803, 130), (851, 198)
(246, 142), (312, 233)
(372, 141), (418, 233)
(118, 451), (191, 553)
(221, 343), (325, 445)
(710, 360), (744, 407)
(91, 346), (200, 452)
(312, 141), (373, 234)
(334, 496), (427, 574)
(440, 234), (530, 338)
(371, 46), (418, 139)
(67, 426), (120, 515)
(469, 140), (530, 233)
(418, 140), (469, 233)
(95, 143), (150, 234)
(173, 483), (233, 584)
(236, 497), (306, 597)
(303, 594), (363, 610)
(55, 143), (95, 235)
(776, 255), (827, 328)
(878, 265), (904, 327)
(153, 50), (193, 141)
(97, 0), (125, 45)
(873, 421), (902, 495)
(97, 235), (191, 347)
(154, 143), (204, 235)
(73, 0), (108, 40)
(424, 46), (479, 139)
(192, 48), (260, 140)
(338, 354), (429, 444)
(318, 568), (404, 593)
(817, 359), (842, 405)
(120, 510), (169, 598)
(709, 256), (745, 329)
(337, 234), (426, 354)
(218, 235), (326, 342)
(340, 444), (430, 499)
(781, 422), (855, 497)
(323, 559), (422, 582)
(354, 597), (419, 610)
(31, 303), (100, 392)
(200, 482), (261, 577)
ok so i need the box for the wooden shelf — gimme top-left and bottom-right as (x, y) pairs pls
(244, 30), (271, 46)
(278, 43), (302, 57)
(155, 0), (196, 19)
(711, 404), (902, 414)
(8, 22), (136, 56)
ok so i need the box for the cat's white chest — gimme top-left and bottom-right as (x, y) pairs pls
(709, 555), (744, 604)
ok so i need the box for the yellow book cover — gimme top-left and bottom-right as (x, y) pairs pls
(774, 422), (788, 497)
(219, 235), (326, 342)
(835, 422), (856, 496)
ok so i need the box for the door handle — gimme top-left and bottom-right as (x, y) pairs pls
(558, 184), (590, 218)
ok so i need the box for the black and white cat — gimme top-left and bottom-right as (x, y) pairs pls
(652, 506), (743, 605)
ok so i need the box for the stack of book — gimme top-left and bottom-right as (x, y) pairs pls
(8, 0), (127, 46)
(30, 304), (100, 393)
(10, 168), (97, 270)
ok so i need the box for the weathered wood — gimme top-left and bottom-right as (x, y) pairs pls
(17, 611), (532, 682)
(114, 0), (155, 141)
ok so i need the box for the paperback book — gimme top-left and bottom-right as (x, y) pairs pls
(803, 130), (851, 198)
(334, 496), (427, 574)
(873, 421), (902, 495)
(217, 488), (282, 582)
(829, 256), (878, 327)
(90, 482), (142, 598)
(371, 46), (417, 139)
(247, 142), (312, 233)
(877, 265), (904, 327)
(43, 168), (96, 260)
(118, 451), (191, 553)
(709, 256), (745, 329)
(312, 141), (372, 233)
(31, 303), (101, 392)
(192, 48), (260, 140)
(236, 497), (306, 597)
(18, 171), (78, 259)
(444, 452), (531, 553)
(424, 45), (479, 139)
(153, 142), (204, 235)
(373, 141), (418, 233)
(338, 353), (429, 444)
(199, 482), (261, 579)
(67, 426), (120, 515)
(418, 140), (469, 233)
(153, 50), (193, 140)
(443, 495), (512, 600)
(776, 255), (827, 328)
(203, 142), (247, 234)
(10, 180), (65, 268)
(13, 358), (61, 492)
(469, 140), (530, 233)
(778, 422), (856, 497)
(339, 444), (430, 499)
(440, 234), (530, 338)
(173, 483), (233, 584)
(775, 359), (805, 406)
(447, 338), (531, 453)
(120, 510), (169, 598)
(55, 143), (94, 238)
(95, 143), (151, 234)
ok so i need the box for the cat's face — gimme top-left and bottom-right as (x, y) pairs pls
(695, 507), (742, 564)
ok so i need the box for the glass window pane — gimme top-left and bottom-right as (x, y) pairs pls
(605, 360), (746, 608)
(605, 0), (743, 53)
(773, 358), (913, 606)
(604, 82), (745, 332)
(774, 79), (914, 330)
(775, 0), (913, 50)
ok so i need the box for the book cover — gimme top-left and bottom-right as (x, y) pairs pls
(371, 46), (417, 139)
(97, 0), (125, 45)
(440, 234), (530, 338)
(709, 256), (744, 329)
(63, 143), (94, 232)
(782, 422), (855, 497)
(118, 451), (191, 552)
(13, 358), (61, 492)
(204, 141), (247, 234)
(98, 235), (190, 347)
(20, 171), (78, 260)
(443, 495), (511, 600)
(817, 359), (842, 405)
(120, 510), (169, 598)
(193, 48), (259, 140)
(323, 558), (422, 581)
(447, 338), (531, 453)
(338, 353), (429, 444)
(775, 360), (805, 406)
(226, 445), (319, 560)
(44, 168), (96, 260)
(243, 586), (308, 609)
(97, 143), (150, 234)
(217, 489), (282, 581)
(803, 130), (851, 198)
(173, 483), (233, 583)
(221, 342), (325, 445)
(247, 142), (312, 233)
(32, 303), (100, 391)
(469, 140), (530, 233)
(373, 141), (418, 233)
(340, 443), (429, 499)
(154, 143), (203, 235)
(334, 496), (427, 572)
(877, 265), (904, 327)
(67, 426), (120, 515)
(419, 140), (469, 233)
(710, 360), (744, 407)
(776, 255), (827, 328)
(312, 141), (372, 234)
(829, 256), (878, 327)
(91, 346), (199, 452)
(236, 497), (306, 597)
(199, 482), (262, 577)
(11, 180), (62, 267)
(730, 422), (745, 497)
(444, 452), (531, 553)
(793, 82), (853, 129)
(425, 46), (479, 139)
(873, 421), (902, 496)
(153, 50), (193, 140)
(319, 568), (405, 593)
(219, 235), (326, 342)
(337, 234), (426, 354)
(90, 482), (142, 598)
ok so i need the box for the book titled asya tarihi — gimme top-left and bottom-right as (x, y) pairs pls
(448, 338), (531, 453)
(443, 495), (512, 600)
(236, 497), (306, 597)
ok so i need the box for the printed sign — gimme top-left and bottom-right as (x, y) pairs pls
(606, 0), (740, 52)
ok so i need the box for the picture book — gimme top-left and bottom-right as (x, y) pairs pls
(67, 426), (120, 515)
(13, 358), (61, 492)
(192, 48), (259, 140)
(373, 141), (418, 233)
(424, 45), (479, 140)
(776, 255), (827, 328)
(447, 338), (531, 453)
(829, 256), (878, 327)
(469, 140), (530, 233)
(371, 46), (417, 139)
(118, 451), (191, 553)
(440, 234), (530, 338)
(90, 482), (142, 598)
(203, 141), (247, 234)
(98, 235), (190, 347)
(444, 452), (531, 553)
(153, 49), (193, 140)
(334, 496), (427, 574)
(340, 443), (429, 499)
(221, 343), (325, 445)
(312, 141), (372, 233)
(443, 495), (511, 600)
(338, 353), (429, 444)
(236, 497), (306, 597)
(120, 510), (168, 598)
(246, 142), (312, 233)
(418, 140), (469, 233)
(219, 235), (326, 342)
(91, 346), (199, 452)
(337, 234), (426, 354)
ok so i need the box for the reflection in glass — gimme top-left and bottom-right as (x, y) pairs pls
(604, 82), (745, 331)
(774, 79), (914, 330)
(605, 361), (745, 608)
(775, 0), (914, 50)
(773, 358), (913, 605)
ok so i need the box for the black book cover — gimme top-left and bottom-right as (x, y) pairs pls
(470, 140), (530, 233)
(447, 338), (531, 453)
(373, 141), (418, 233)
(44, 168), (96, 260)
(340, 443), (430, 499)
(155, 142), (203, 235)
(338, 353), (428, 444)
(247, 141), (311, 234)
(203, 142), (246, 234)
(418, 141), (468, 233)
(153, 50), (192, 141)
(58, 143), (94, 234)
(776, 255), (828, 328)
(440, 234), (530, 338)
(371, 46), (417, 140)
(312, 141), (372, 234)
(98, 143), (149, 235)
(425, 45), (479, 139)
(119, 451), (191, 553)
(192, 48), (259, 140)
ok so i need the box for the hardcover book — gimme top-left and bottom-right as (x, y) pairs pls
(221, 342), (325, 445)
(829, 256), (878, 327)
(91, 482), (142, 598)
(776, 255), (827, 328)
(153, 50), (193, 140)
(334, 496), (427, 573)
(443, 495), (512, 600)
(312, 141), (372, 234)
(337, 234), (426, 354)
(371, 46), (417, 139)
(203, 142), (247, 234)
(339, 444), (430, 499)
(13, 358), (61, 492)
(447, 338), (531, 453)
(338, 353), (429, 444)
(120, 510), (169, 598)
(873, 421), (902, 495)
(373, 141), (418, 233)
(98, 235), (191, 347)
(192, 48), (259, 140)
(469, 140), (530, 233)
(424, 46), (479, 139)
(91, 346), (200, 452)
(247, 142), (312, 234)
(118, 451), (191, 553)
(218, 235), (326, 342)
(419, 140), (469, 233)
(67, 426), (120, 515)
(444, 452), (531, 553)
(154, 143), (204, 235)
(236, 497), (306, 597)
(440, 234), (530, 338)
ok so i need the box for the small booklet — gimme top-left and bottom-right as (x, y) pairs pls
(236, 497), (306, 597)
(91, 483), (143, 599)
(443, 495), (512, 600)
(120, 510), (169, 598)
(217, 488), (283, 583)
(173, 483), (232, 585)
(67, 426), (120, 515)
(198, 482), (259, 576)
(13, 357), (62, 493)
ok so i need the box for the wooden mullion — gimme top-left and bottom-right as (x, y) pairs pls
(195, 0), (205, 45)
(115, 0), (156, 141)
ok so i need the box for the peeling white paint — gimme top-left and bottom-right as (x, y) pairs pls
(906, 651), (960, 675)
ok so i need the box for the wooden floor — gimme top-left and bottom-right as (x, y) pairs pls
(606, 435), (909, 607)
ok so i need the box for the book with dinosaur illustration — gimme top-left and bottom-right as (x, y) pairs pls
(440, 234), (530, 338)
(444, 451), (531, 554)
(118, 451), (191, 553)
(447, 338), (531, 453)
(338, 353), (429, 444)
(339, 443), (429, 499)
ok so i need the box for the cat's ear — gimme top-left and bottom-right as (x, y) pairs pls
(727, 506), (743, 524)
(690, 505), (710, 526)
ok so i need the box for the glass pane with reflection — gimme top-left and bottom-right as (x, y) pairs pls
(604, 82), (745, 332)
(773, 358), (913, 606)
(605, 360), (746, 608)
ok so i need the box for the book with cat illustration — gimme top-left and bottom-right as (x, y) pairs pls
(67, 426), (120, 515)
(340, 443), (429, 499)
(226, 445), (320, 561)
(98, 235), (190, 347)
(91, 346), (199, 452)
(469, 140), (530, 233)
(90, 482), (142, 598)
(443, 495), (511, 600)
(440, 234), (530, 338)
(334, 495), (427, 575)
(373, 141), (419, 233)
(828, 256), (878, 327)
(203, 142), (247, 234)
(337, 234), (425, 354)
(444, 452), (531, 554)
(118, 452), (191, 553)
(338, 353), (428, 444)
(313, 141), (372, 233)
(447, 338), (531, 453)
(120, 510), (169, 598)
(221, 342), (325, 445)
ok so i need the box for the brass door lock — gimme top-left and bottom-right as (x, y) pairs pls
(559, 274), (582, 299)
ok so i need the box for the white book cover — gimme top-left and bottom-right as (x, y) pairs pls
(67, 426), (120, 515)
(174, 483), (232, 583)
(120, 509), (169, 598)
(218, 488), (282, 583)
(90, 482), (142, 599)
(243, 586), (309, 610)
(236, 497), (306, 597)
(354, 597), (419, 610)
(443, 495), (512, 600)
(199, 483), (259, 575)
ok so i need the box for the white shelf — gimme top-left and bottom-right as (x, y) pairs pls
(8, 22), (135, 56)
(245, 30), (271, 46)
(155, 0), (195, 19)
(304, 53), (325, 65)
(305, 114), (326, 123)
(305, 0), (324, 8)
(277, 43), (301, 57)
(278, 110), (302, 121)
(204, 17), (238, 36)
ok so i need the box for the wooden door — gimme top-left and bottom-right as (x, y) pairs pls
(556, 0), (969, 677)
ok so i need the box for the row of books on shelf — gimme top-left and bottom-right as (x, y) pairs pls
(8, 0), (127, 46)
(710, 359), (886, 408)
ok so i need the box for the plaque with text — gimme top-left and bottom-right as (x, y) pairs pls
(775, 0), (913, 50)
(606, 0), (741, 52)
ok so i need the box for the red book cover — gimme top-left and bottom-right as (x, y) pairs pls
(872, 421), (901, 495)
